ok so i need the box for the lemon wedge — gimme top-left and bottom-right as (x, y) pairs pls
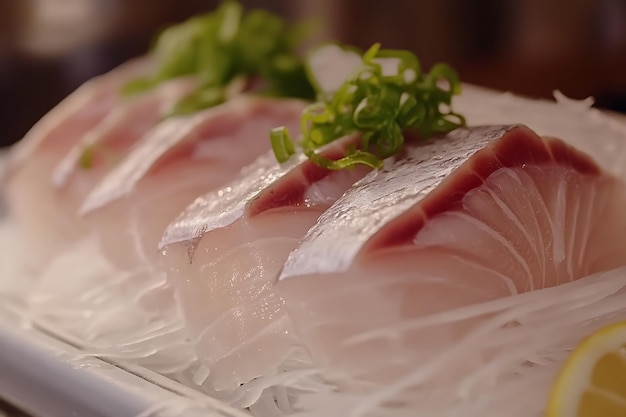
(546, 321), (626, 417)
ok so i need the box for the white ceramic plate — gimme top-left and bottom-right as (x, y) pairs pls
(0, 301), (248, 417)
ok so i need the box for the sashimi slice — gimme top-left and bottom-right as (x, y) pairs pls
(455, 85), (626, 182)
(6, 57), (151, 171)
(277, 124), (626, 382)
(53, 79), (197, 251)
(52, 77), (197, 188)
(47, 77), (196, 239)
(25, 97), (307, 372)
(4, 58), (152, 268)
(160, 137), (371, 391)
(80, 96), (308, 269)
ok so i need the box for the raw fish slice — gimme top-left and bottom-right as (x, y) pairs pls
(4, 58), (152, 268)
(455, 85), (626, 181)
(6, 57), (151, 171)
(47, 78), (195, 249)
(277, 125), (626, 381)
(159, 151), (304, 250)
(161, 137), (370, 391)
(52, 77), (197, 188)
(26, 97), (307, 371)
(279, 125), (511, 278)
(80, 96), (307, 269)
(48, 77), (196, 232)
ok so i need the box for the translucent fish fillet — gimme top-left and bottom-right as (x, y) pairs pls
(25, 97), (307, 371)
(160, 137), (370, 392)
(54, 79), (196, 252)
(3, 58), (152, 269)
(80, 96), (307, 269)
(6, 57), (151, 172)
(456, 85), (626, 181)
(279, 125), (513, 278)
(52, 77), (198, 188)
(276, 124), (626, 386)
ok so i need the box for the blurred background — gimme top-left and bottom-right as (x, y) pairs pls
(1, 0), (625, 146)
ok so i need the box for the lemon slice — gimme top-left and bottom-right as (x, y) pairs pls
(546, 321), (626, 417)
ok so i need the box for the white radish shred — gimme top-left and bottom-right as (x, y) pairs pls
(279, 268), (626, 417)
(1, 230), (195, 375)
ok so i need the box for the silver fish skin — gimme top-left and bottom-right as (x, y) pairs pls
(79, 96), (307, 214)
(158, 150), (306, 252)
(78, 109), (215, 214)
(158, 133), (364, 254)
(278, 125), (518, 280)
(5, 56), (153, 176)
(51, 77), (197, 189)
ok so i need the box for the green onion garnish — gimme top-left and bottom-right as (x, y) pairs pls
(122, 0), (315, 116)
(78, 144), (95, 169)
(271, 43), (466, 169)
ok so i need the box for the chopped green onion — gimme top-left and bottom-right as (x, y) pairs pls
(78, 145), (95, 169)
(270, 127), (295, 162)
(122, 0), (315, 116)
(271, 43), (466, 169)
(304, 147), (383, 170)
(78, 144), (123, 170)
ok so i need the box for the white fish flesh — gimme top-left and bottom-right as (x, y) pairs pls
(160, 137), (371, 391)
(276, 124), (626, 382)
(3, 58), (153, 268)
(80, 96), (308, 270)
(49, 78), (196, 251)
(24, 96), (309, 376)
